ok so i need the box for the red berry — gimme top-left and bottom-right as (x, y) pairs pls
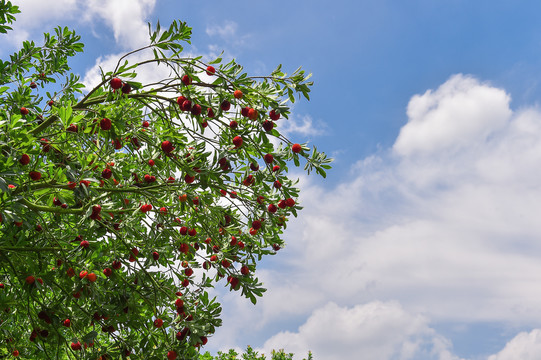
(292, 143), (302, 153)
(268, 204), (277, 213)
(121, 83), (131, 94)
(248, 108), (258, 120)
(285, 198), (296, 207)
(191, 104), (202, 116)
(182, 75), (191, 85)
(185, 174), (195, 184)
(92, 205), (102, 215)
(221, 100), (231, 111)
(87, 272), (97, 282)
(234, 90), (243, 99)
(252, 220), (261, 230)
(264, 154), (274, 163)
(103, 268), (112, 277)
(274, 180), (282, 189)
(167, 350), (178, 360)
(175, 298), (184, 308)
(102, 168), (112, 179)
(232, 136), (243, 148)
(148, 159), (155, 167)
(100, 118), (111, 130)
(110, 78), (122, 89)
(142, 120), (149, 128)
(241, 265), (249, 275)
(12, 350), (19, 357)
(181, 99), (192, 112)
(229, 276), (239, 289)
(25, 276), (35, 285)
(176, 96), (186, 106)
(278, 199), (287, 209)
(30, 81), (37, 89)
(262, 120), (274, 132)
(19, 154), (30, 165)
(179, 243), (189, 254)
(71, 341), (82, 351)
(184, 268), (194, 276)
(63, 319), (71, 327)
(152, 251), (160, 260)
(207, 107), (215, 118)
(241, 107), (250, 117)
(112, 261), (121, 270)
(269, 109), (280, 120)
(67, 124), (78, 132)
(29, 171), (41, 181)
(206, 66), (215, 76)
(273, 165), (280, 172)
(188, 228), (197, 237)
(161, 140), (174, 154)
(79, 270), (88, 279)
(229, 120), (238, 129)
(154, 318), (163, 328)
(250, 163), (259, 171)
(80, 240), (90, 249)
(20, 107), (29, 116)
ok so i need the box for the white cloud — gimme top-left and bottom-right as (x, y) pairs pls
(8, 0), (155, 51)
(259, 301), (461, 360)
(83, 0), (156, 49)
(206, 21), (239, 40)
(394, 74), (512, 157)
(8, 0), (79, 48)
(488, 329), (541, 360)
(210, 74), (541, 358)
(279, 114), (327, 137)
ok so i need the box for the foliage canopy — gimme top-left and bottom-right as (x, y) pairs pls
(0, 1), (330, 358)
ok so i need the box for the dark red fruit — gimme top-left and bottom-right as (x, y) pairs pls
(29, 171), (41, 181)
(121, 83), (131, 94)
(232, 136), (243, 148)
(100, 118), (111, 130)
(161, 140), (174, 153)
(19, 154), (30, 165)
(269, 109), (280, 120)
(262, 120), (274, 132)
(110, 78), (122, 89)
(221, 100), (231, 111)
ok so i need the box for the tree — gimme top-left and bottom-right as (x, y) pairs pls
(0, 1), (331, 358)
(199, 346), (313, 360)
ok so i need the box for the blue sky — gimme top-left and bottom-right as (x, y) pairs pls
(6, 1), (541, 359)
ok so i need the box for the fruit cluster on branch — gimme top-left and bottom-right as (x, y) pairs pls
(0, 7), (331, 359)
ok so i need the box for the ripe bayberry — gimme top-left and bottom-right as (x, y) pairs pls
(110, 78), (122, 89)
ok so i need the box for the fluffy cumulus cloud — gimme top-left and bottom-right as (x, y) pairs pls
(83, 0), (156, 49)
(394, 74), (512, 157)
(259, 301), (461, 360)
(7, 0), (79, 47)
(210, 74), (541, 358)
(8, 0), (155, 51)
(488, 330), (541, 360)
